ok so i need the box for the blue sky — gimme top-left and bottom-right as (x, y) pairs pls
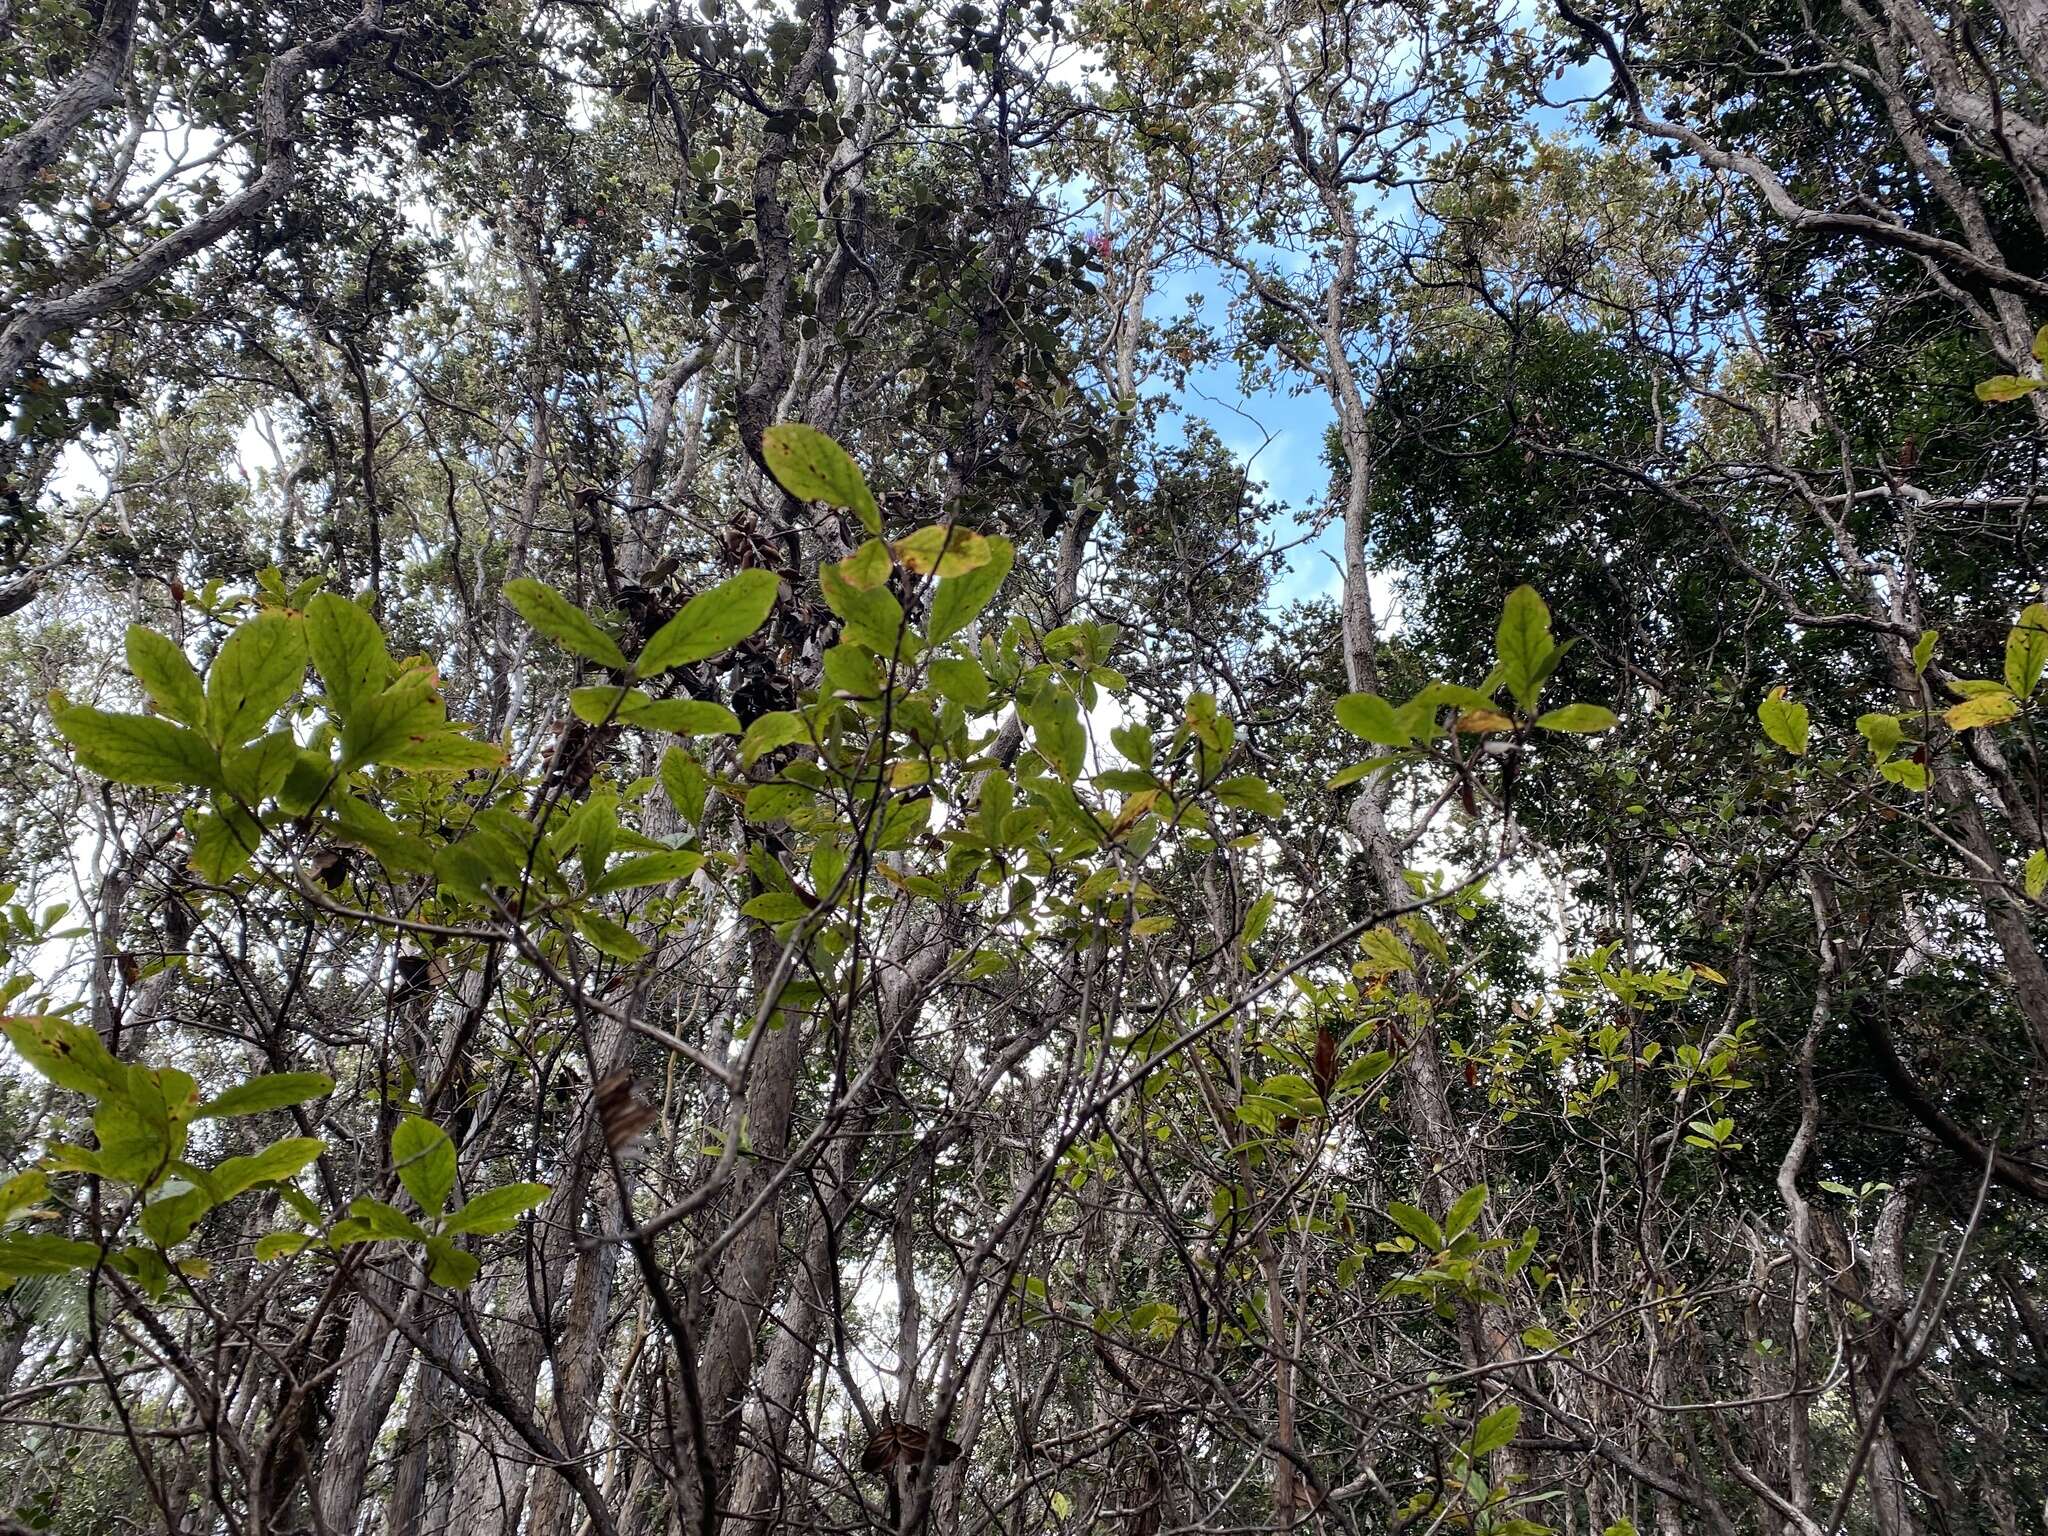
(1143, 257), (1351, 612)
(1121, 52), (1612, 622)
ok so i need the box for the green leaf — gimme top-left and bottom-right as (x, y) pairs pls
(55, 705), (223, 790)
(1334, 692), (1410, 746)
(304, 594), (392, 723)
(1880, 757), (1929, 793)
(572, 909), (650, 960)
(1022, 688), (1086, 781)
(1469, 1402), (1521, 1459)
(97, 1066), (199, 1187)
(196, 1072), (334, 1120)
(0, 1232), (101, 1277)
(631, 698), (742, 736)
(568, 685), (741, 736)
(1385, 1201), (1444, 1250)
(138, 1186), (213, 1248)
(660, 747), (708, 825)
(222, 729), (299, 804)
(823, 643), (883, 698)
(331, 1196), (426, 1245)
(333, 668), (501, 776)
(206, 613), (307, 747)
(761, 422), (881, 534)
(1856, 713), (1903, 761)
(820, 559), (911, 653)
(637, 569), (780, 676)
(391, 1116), (456, 1216)
(502, 579), (629, 671)
(743, 780), (812, 825)
(1443, 1183), (1488, 1240)
(2006, 604), (2048, 699)
(1976, 374), (2043, 402)
(1328, 756), (1399, 789)
(2034, 324), (2048, 365)
(210, 1136), (324, 1202)
(339, 670), (444, 770)
(741, 710), (812, 768)
(423, 1235), (481, 1288)
(2027, 849), (2048, 901)
(255, 1230), (311, 1260)
(1533, 703), (1617, 733)
(927, 535), (1015, 643)
(125, 626), (206, 727)
(3, 1016), (126, 1098)
(374, 730), (503, 775)
(741, 891), (812, 923)
(187, 800), (262, 883)
(568, 684), (646, 724)
(1213, 774), (1284, 816)
(1358, 926), (1415, 975)
(329, 792), (434, 872)
(928, 656), (991, 708)
(443, 1182), (551, 1236)
(562, 790), (619, 883)
(1757, 688), (1809, 755)
(278, 1184), (321, 1225)
(1945, 690), (2019, 730)
(1494, 586), (1555, 711)
(129, 1242), (182, 1296)
(591, 850), (704, 895)
(1913, 630), (1938, 674)
(0, 1169), (48, 1224)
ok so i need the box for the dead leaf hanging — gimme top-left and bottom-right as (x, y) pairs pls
(594, 1071), (658, 1153)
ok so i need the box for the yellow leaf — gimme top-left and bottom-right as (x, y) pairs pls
(893, 524), (992, 578)
(1758, 687), (1810, 755)
(1454, 708), (1516, 734)
(834, 539), (892, 591)
(1944, 690), (2020, 730)
(1976, 374), (2043, 403)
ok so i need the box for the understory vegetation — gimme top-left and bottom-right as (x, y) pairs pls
(1, 0), (2046, 1533)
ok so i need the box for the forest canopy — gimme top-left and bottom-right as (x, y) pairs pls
(1, 1), (2046, 1534)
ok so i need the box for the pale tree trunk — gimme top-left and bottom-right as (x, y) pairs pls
(313, 1266), (417, 1535)
(385, 1312), (461, 1536)
(449, 1008), (627, 1536)
(678, 927), (816, 1531)
(525, 1196), (623, 1536)
(724, 912), (955, 1530)
(1055, 184), (1162, 624)
(487, 183), (554, 739)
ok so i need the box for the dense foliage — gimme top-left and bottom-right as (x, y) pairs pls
(1, 1), (2045, 1534)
